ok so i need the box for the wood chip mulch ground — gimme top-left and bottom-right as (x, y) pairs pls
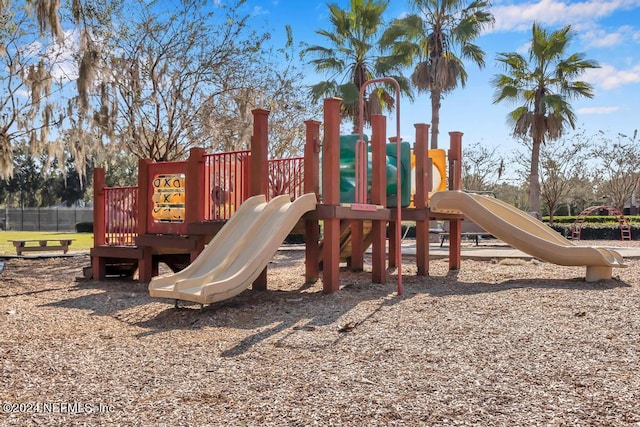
(1, 241), (640, 426)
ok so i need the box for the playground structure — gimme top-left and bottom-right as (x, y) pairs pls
(91, 92), (627, 304)
(570, 206), (632, 240)
(91, 96), (466, 296)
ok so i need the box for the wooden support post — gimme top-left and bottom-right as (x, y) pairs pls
(349, 220), (364, 271)
(93, 168), (106, 246)
(414, 123), (430, 276)
(185, 147), (206, 224)
(242, 155), (251, 202)
(138, 248), (157, 283)
(93, 256), (106, 282)
(370, 114), (387, 284)
(186, 148), (207, 261)
(92, 168), (106, 280)
(251, 108), (270, 291)
(448, 131), (463, 270)
(322, 98), (342, 292)
(250, 109), (270, 198)
(137, 158), (153, 282)
(137, 158), (151, 237)
(304, 120), (321, 283)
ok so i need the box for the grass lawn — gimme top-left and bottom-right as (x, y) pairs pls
(0, 231), (93, 256)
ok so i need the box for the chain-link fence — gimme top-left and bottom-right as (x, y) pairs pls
(1, 208), (93, 232)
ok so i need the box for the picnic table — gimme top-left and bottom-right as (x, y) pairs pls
(8, 239), (75, 256)
(438, 217), (492, 247)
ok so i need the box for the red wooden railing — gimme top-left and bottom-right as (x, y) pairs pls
(268, 157), (304, 201)
(203, 150), (250, 221)
(104, 186), (138, 246)
(201, 152), (305, 220)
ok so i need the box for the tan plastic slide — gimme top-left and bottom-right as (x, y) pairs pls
(149, 193), (317, 304)
(429, 191), (626, 282)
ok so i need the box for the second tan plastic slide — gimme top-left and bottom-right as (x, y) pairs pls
(149, 193), (317, 304)
(429, 191), (626, 282)
(148, 194), (273, 291)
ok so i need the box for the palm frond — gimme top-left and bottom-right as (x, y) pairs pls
(411, 61), (432, 91)
(512, 109), (533, 137)
(308, 81), (339, 103)
(338, 82), (359, 104)
(459, 42), (486, 68)
(491, 78), (520, 104)
(544, 113), (564, 140)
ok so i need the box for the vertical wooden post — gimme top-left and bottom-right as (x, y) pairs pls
(448, 131), (463, 270)
(414, 123), (430, 276)
(137, 158), (154, 283)
(185, 147), (206, 224)
(304, 120), (321, 283)
(242, 154), (250, 202)
(370, 114), (387, 284)
(251, 108), (270, 290)
(349, 220), (364, 271)
(186, 147), (206, 260)
(93, 168), (106, 246)
(137, 158), (151, 236)
(250, 109), (270, 197)
(92, 168), (106, 280)
(322, 98), (342, 293)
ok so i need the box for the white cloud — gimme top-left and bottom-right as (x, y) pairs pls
(515, 42), (530, 55)
(15, 88), (30, 99)
(577, 106), (620, 114)
(580, 25), (638, 48)
(46, 30), (78, 82)
(584, 63), (640, 89)
(251, 6), (268, 16)
(491, 0), (640, 33)
(581, 30), (623, 47)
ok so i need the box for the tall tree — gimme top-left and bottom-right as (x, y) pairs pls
(591, 130), (640, 212)
(0, 144), (48, 207)
(0, 0), (119, 179)
(0, 1), (63, 178)
(303, 0), (412, 132)
(89, 0), (269, 162)
(383, 0), (494, 148)
(538, 136), (588, 223)
(492, 23), (599, 215)
(462, 141), (503, 191)
(200, 25), (321, 158)
(79, 1), (315, 162)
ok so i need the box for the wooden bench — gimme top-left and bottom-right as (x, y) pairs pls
(439, 218), (492, 247)
(8, 239), (75, 255)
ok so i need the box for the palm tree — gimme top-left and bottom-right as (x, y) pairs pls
(303, 0), (412, 132)
(492, 23), (599, 214)
(382, 0), (494, 148)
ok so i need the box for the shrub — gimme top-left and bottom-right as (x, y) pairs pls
(549, 223), (640, 240)
(545, 215), (640, 224)
(75, 222), (93, 233)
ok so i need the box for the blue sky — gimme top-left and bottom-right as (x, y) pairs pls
(239, 0), (640, 154)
